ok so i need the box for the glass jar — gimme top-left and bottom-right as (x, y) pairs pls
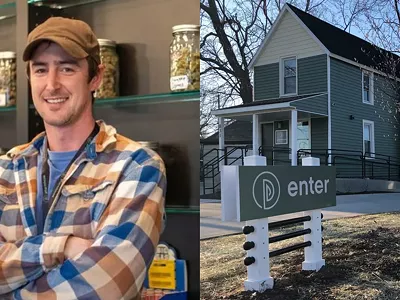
(170, 24), (200, 92)
(0, 51), (16, 107)
(95, 39), (119, 99)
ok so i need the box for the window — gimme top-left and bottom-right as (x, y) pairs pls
(362, 71), (374, 105)
(363, 120), (375, 158)
(275, 130), (288, 144)
(281, 57), (297, 95)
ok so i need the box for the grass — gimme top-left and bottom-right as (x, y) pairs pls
(201, 212), (400, 299)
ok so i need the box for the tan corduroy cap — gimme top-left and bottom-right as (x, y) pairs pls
(23, 17), (100, 64)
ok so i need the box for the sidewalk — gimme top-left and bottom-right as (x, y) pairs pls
(200, 193), (400, 239)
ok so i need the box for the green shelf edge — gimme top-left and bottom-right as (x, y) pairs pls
(0, 2), (15, 9)
(166, 207), (199, 214)
(25, 91), (199, 110)
(94, 90), (200, 106)
(0, 2), (15, 20)
(0, 106), (16, 112)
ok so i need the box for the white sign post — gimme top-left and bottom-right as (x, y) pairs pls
(243, 155), (274, 292)
(220, 156), (334, 293)
(301, 157), (325, 271)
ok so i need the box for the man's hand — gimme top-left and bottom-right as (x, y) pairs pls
(64, 236), (94, 260)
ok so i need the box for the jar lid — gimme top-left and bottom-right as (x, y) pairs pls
(98, 39), (116, 47)
(0, 51), (16, 59)
(172, 24), (200, 33)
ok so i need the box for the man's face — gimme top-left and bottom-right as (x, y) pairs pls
(29, 42), (102, 127)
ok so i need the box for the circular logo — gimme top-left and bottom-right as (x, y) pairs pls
(252, 171), (280, 210)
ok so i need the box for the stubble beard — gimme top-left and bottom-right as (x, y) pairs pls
(42, 100), (89, 128)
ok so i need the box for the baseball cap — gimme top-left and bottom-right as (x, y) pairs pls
(23, 17), (100, 64)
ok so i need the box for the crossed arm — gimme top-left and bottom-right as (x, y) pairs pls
(0, 157), (166, 299)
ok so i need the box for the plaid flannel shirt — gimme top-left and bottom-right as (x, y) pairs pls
(0, 120), (166, 300)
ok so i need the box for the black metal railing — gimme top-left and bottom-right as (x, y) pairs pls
(200, 145), (251, 195)
(297, 148), (400, 181)
(200, 146), (400, 195)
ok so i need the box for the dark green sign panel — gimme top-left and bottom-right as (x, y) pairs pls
(238, 166), (336, 221)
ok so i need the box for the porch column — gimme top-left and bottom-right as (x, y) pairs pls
(218, 117), (225, 168)
(252, 114), (260, 155)
(291, 110), (298, 166)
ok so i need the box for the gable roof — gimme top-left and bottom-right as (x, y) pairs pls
(250, 3), (399, 75)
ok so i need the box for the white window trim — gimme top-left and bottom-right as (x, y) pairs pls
(362, 119), (375, 159)
(275, 129), (288, 145)
(280, 56), (298, 97)
(362, 70), (374, 105)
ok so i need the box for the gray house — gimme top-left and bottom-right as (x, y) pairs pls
(210, 3), (400, 184)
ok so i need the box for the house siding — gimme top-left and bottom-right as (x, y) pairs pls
(254, 63), (279, 100)
(330, 57), (400, 179)
(309, 117), (328, 165)
(298, 55), (327, 95)
(254, 55), (328, 102)
(291, 93), (328, 115)
(254, 10), (325, 66)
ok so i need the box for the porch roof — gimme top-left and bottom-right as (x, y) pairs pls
(212, 93), (328, 120)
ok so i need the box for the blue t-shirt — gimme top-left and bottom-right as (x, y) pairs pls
(36, 148), (77, 234)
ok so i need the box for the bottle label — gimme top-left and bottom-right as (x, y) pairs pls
(170, 75), (189, 90)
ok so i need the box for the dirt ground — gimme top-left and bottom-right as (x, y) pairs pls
(200, 212), (400, 300)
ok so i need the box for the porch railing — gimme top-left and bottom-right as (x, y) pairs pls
(200, 146), (251, 195)
(199, 146), (400, 196)
(297, 148), (400, 181)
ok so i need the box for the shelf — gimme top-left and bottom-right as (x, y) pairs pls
(28, 0), (106, 9)
(0, 106), (16, 112)
(166, 206), (199, 214)
(0, 0), (106, 19)
(94, 90), (200, 108)
(0, 2), (15, 21)
(4, 91), (198, 111)
(28, 91), (199, 110)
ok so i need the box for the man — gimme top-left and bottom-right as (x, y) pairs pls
(0, 17), (166, 299)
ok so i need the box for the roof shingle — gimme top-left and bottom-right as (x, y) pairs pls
(287, 3), (399, 75)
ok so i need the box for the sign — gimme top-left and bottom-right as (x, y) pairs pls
(148, 259), (176, 290)
(224, 166), (336, 222)
(144, 242), (188, 294)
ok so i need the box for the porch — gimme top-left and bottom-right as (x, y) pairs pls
(200, 93), (400, 196)
(212, 93), (330, 167)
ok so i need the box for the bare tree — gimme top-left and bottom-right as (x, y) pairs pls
(327, 0), (376, 33)
(200, 0), (330, 137)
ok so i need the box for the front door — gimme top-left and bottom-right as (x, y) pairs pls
(261, 123), (274, 165)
